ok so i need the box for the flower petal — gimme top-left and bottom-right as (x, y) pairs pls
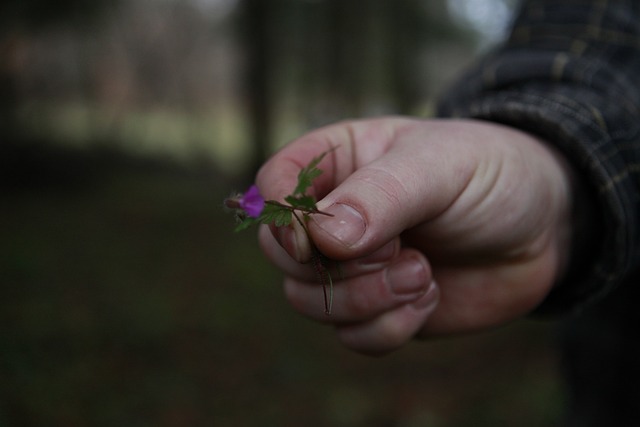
(239, 185), (265, 218)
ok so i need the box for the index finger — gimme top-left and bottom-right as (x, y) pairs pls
(255, 117), (411, 201)
(255, 124), (349, 202)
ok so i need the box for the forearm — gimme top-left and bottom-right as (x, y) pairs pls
(437, 0), (640, 314)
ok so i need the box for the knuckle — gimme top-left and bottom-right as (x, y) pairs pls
(353, 166), (409, 213)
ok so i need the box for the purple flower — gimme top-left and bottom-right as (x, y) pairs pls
(239, 185), (265, 218)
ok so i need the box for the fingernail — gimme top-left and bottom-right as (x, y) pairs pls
(312, 203), (366, 247)
(386, 257), (427, 296)
(412, 280), (439, 310)
(278, 225), (311, 263)
(277, 226), (297, 258)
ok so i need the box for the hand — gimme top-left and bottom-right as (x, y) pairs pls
(256, 117), (573, 355)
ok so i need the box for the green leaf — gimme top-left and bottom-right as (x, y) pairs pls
(258, 203), (293, 227)
(273, 209), (293, 227)
(284, 195), (317, 210)
(292, 148), (334, 196)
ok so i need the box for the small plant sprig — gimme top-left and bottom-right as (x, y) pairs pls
(225, 148), (339, 314)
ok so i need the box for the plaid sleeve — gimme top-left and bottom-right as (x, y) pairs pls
(437, 0), (640, 314)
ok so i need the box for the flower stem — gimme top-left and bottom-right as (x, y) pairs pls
(265, 200), (334, 217)
(290, 210), (334, 315)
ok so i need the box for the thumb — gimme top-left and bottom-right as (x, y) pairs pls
(308, 127), (477, 260)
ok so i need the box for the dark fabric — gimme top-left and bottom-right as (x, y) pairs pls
(437, 0), (640, 315)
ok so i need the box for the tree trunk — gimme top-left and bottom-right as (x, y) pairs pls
(240, 0), (271, 177)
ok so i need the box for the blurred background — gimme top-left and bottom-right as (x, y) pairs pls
(1, 0), (565, 426)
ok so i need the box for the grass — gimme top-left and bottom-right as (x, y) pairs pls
(0, 141), (564, 427)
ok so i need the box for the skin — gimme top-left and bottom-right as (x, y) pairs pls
(256, 117), (574, 355)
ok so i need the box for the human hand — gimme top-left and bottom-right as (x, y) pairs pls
(256, 117), (573, 355)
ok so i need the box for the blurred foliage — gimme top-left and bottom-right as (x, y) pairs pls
(2, 0), (487, 176)
(0, 0), (119, 30)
